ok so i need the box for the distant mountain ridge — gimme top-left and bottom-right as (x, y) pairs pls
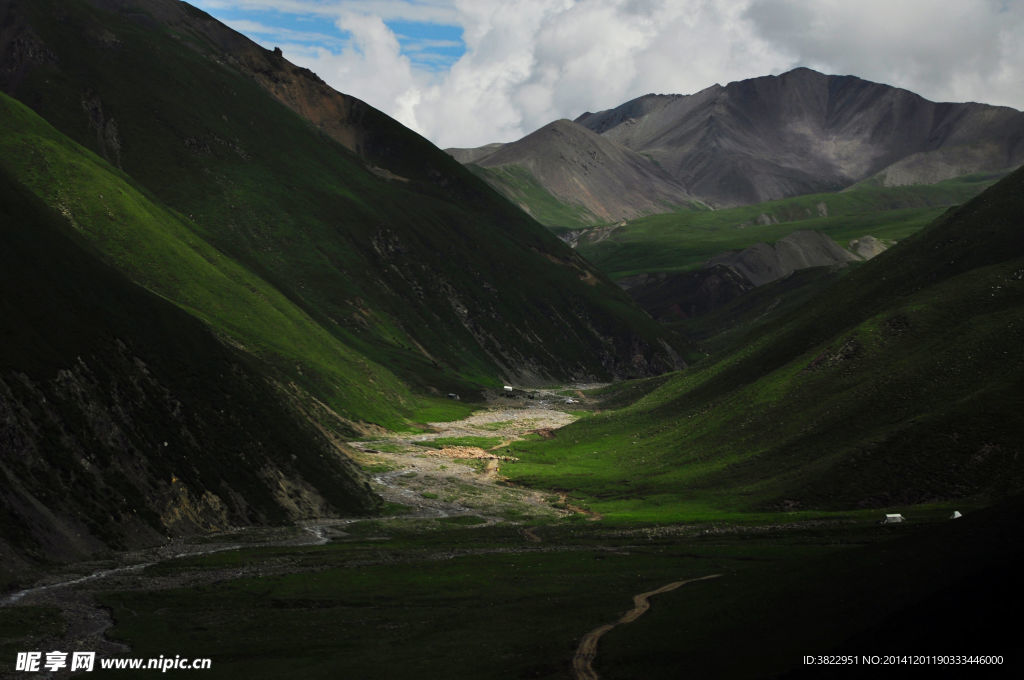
(451, 119), (698, 224)
(450, 68), (1024, 219)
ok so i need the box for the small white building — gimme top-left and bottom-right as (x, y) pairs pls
(881, 513), (905, 524)
(503, 385), (514, 392)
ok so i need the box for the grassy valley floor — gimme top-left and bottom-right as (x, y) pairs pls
(2, 391), (1020, 679)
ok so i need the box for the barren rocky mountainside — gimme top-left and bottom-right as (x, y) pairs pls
(452, 67), (1024, 219)
(704, 229), (861, 287)
(449, 119), (697, 224)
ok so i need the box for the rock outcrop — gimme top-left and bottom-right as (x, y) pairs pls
(622, 230), (870, 321)
(848, 235), (889, 260)
(706, 230), (860, 286)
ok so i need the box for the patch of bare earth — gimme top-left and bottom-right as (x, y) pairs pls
(349, 390), (599, 522)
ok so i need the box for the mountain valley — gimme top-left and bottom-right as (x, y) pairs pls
(1, 1), (1023, 678)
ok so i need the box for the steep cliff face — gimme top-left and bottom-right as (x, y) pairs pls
(0, 171), (378, 574)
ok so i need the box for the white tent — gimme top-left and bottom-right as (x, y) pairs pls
(950, 510), (962, 519)
(882, 513), (905, 524)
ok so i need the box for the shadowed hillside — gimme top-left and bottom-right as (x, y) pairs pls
(0, 0), (684, 404)
(0, 0), (694, 573)
(505, 165), (1024, 518)
(0, 168), (378, 577)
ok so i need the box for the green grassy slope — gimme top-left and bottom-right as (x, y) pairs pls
(0, 166), (378, 574)
(466, 163), (596, 228)
(3, 0), (682, 391)
(0, 91), (412, 429)
(573, 176), (998, 278)
(504, 166), (1024, 519)
(670, 265), (851, 356)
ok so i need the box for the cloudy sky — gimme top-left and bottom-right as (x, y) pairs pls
(189, 0), (1024, 149)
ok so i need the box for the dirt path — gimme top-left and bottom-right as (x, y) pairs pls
(572, 574), (723, 680)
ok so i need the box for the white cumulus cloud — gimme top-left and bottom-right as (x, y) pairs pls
(745, 0), (1024, 109)
(202, 0), (1024, 148)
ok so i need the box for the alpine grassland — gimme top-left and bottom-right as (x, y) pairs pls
(503, 166), (1024, 520)
(6, 0), (683, 401)
(569, 175), (999, 278)
(467, 163), (597, 228)
(69, 502), (1021, 679)
(0, 91), (413, 428)
(420, 436), (508, 450)
(668, 266), (849, 355)
(0, 164), (379, 573)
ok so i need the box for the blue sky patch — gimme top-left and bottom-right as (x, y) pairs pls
(389, 21), (464, 71)
(189, 1), (464, 71)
